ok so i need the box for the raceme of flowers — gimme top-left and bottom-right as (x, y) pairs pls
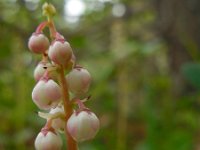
(28, 7), (100, 149)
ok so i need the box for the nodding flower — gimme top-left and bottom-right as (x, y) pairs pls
(35, 127), (62, 150)
(32, 77), (61, 110)
(28, 33), (50, 54)
(48, 40), (73, 66)
(66, 67), (91, 95)
(67, 110), (100, 142)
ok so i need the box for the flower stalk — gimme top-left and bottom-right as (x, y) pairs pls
(59, 65), (78, 150)
(43, 3), (78, 149)
(28, 3), (99, 150)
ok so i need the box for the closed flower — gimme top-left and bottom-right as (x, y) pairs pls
(67, 110), (100, 142)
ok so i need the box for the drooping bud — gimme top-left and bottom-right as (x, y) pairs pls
(48, 41), (73, 65)
(35, 129), (62, 150)
(66, 67), (91, 95)
(67, 110), (100, 142)
(49, 106), (65, 132)
(28, 33), (50, 54)
(32, 78), (61, 110)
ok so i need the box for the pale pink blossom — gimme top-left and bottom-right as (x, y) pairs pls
(48, 41), (72, 65)
(35, 130), (62, 150)
(67, 110), (100, 142)
(66, 68), (91, 95)
(32, 79), (61, 110)
(28, 33), (49, 54)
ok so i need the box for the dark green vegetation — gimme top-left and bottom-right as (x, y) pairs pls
(0, 0), (200, 149)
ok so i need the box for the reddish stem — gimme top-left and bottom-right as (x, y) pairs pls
(46, 16), (77, 150)
(76, 99), (87, 109)
(41, 120), (56, 136)
(59, 65), (78, 150)
(35, 21), (48, 34)
(48, 21), (57, 39)
(42, 53), (48, 62)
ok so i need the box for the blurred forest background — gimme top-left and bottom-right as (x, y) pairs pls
(1, 0), (200, 150)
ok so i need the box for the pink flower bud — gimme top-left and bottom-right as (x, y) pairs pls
(48, 41), (72, 65)
(34, 62), (51, 81)
(35, 130), (62, 150)
(28, 33), (50, 54)
(32, 79), (61, 110)
(67, 110), (100, 142)
(66, 68), (91, 95)
(49, 106), (65, 132)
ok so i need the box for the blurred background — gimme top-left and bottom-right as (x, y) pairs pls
(1, 0), (200, 149)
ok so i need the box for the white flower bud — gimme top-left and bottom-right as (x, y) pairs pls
(28, 33), (49, 54)
(67, 110), (100, 142)
(35, 131), (62, 150)
(66, 68), (91, 95)
(32, 79), (61, 110)
(48, 41), (72, 65)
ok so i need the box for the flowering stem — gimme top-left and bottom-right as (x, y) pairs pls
(59, 65), (78, 150)
(43, 3), (77, 149)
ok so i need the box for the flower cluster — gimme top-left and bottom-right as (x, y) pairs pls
(28, 3), (99, 150)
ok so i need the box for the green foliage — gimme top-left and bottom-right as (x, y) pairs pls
(181, 63), (200, 89)
(0, 0), (199, 149)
